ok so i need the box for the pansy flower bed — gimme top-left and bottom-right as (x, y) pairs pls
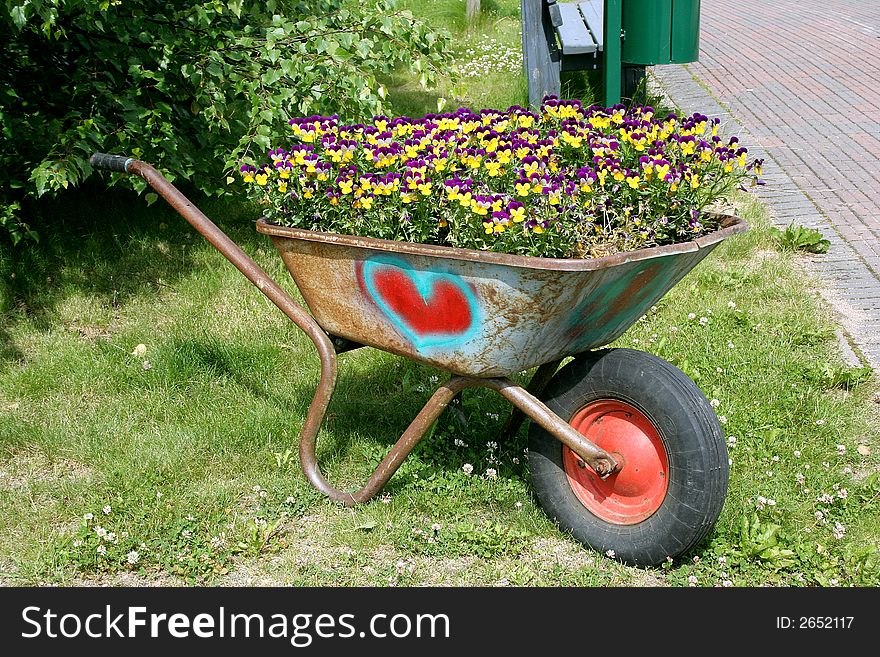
(240, 96), (762, 259)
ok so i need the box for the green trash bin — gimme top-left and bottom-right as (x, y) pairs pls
(621, 0), (701, 65)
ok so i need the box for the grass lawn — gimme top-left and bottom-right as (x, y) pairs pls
(1, 0), (878, 587)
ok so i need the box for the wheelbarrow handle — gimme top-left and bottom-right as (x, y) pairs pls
(89, 153), (135, 173)
(87, 152), (340, 441)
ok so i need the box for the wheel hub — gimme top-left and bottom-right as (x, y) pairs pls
(563, 399), (669, 525)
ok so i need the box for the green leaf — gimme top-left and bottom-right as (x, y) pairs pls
(228, 0), (244, 19)
(10, 6), (27, 29)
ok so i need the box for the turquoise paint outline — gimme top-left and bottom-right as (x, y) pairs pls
(362, 255), (483, 351)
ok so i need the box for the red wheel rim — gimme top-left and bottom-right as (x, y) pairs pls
(564, 399), (669, 525)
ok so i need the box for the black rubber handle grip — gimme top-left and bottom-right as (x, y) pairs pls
(89, 153), (134, 173)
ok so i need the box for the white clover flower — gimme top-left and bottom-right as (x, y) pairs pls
(671, 326), (679, 332)
(727, 436), (737, 447)
(727, 342), (735, 349)
(710, 399), (721, 408)
(796, 473), (805, 485)
(462, 463), (474, 475)
(107, 532), (118, 544)
(515, 501), (523, 510)
(718, 416), (728, 424)
(285, 496), (295, 504)
(431, 523), (442, 532)
(127, 550), (140, 565)
(688, 313), (696, 320)
(837, 444), (846, 456)
(817, 493), (834, 505)
(95, 526), (107, 538)
(794, 450), (801, 458)
(96, 545), (107, 555)
(485, 468), (497, 479)
(699, 316), (709, 326)
(380, 493), (392, 504)
(605, 549), (616, 558)
(83, 513), (94, 521)
(727, 301), (737, 309)
(832, 522), (846, 540)
(73, 540), (83, 548)
(723, 580), (733, 587)
(102, 505), (111, 515)
(453, 438), (466, 447)
(142, 360), (152, 371)
(687, 575), (698, 586)
(815, 419), (825, 426)
(837, 488), (848, 500)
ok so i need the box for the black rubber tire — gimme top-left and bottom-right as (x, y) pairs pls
(528, 348), (728, 566)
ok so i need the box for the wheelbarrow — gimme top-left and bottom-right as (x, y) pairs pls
(89, 152), (747, 566)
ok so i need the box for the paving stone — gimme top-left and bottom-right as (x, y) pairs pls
(652, 1), (880, 369)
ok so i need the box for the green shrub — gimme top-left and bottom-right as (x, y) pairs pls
(0, 0), (451, 241)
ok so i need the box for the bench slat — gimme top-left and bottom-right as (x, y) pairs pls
(578, 0), (604, 52)
(556, 3), (598, 55)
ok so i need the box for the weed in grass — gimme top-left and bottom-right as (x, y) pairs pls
(770, 223), (831, 254)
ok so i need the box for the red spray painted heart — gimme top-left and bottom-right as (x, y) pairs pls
(361, 257), (479, 349)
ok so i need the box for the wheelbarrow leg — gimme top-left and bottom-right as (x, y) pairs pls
(300, 376), (472, 505)
(496, 359), (562, 441)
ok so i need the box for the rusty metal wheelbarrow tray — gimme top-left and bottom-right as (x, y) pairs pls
(257, 215), (745, 378)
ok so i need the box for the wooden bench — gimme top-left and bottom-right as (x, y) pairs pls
(551, 0), (605, 56)
(521, 0), (640, 108)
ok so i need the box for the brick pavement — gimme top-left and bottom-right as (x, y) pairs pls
(653, 0), (880, 369)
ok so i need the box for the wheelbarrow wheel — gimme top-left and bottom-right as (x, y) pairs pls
(528, 348), (728, 566)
